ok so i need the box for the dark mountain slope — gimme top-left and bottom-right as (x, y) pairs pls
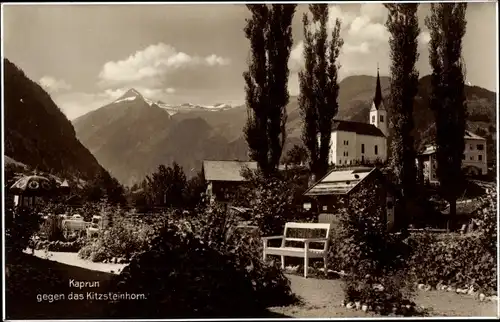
(3, 59), (104, 180)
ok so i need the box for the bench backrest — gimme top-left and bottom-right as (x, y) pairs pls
(283, 222), (332, 251)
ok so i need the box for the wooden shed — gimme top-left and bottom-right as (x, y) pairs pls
(303, 167), (399, 231)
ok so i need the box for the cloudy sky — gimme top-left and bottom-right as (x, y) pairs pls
(3, 3), (497, 120)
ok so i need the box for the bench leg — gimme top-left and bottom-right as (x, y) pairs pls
(262, 240), (267, 262)
(281, 256), (285, 269)
(304, 243), (309, 278)
(323, 255), (328, 276)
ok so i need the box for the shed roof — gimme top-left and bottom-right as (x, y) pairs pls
(203, 160), (258, 182)
(304, 167), (376, 196)
(332, 120), (385, 137)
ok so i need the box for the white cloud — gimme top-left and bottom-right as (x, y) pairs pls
(344, 42), (370, 54)
(39, 76), (72, 92)
(288, 3), (432, 92)
(98, 42), (231, 86)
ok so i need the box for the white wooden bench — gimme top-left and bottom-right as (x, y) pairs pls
(262, 222), (332, 278)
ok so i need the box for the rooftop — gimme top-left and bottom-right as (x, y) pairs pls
(464, 130), (486, 140)
(203, 160), (258, 182)
(304, 167), (375, 196)
(332, 120), (385, 137)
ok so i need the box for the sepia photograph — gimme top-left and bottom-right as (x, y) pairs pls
(2, 1), (498, 320)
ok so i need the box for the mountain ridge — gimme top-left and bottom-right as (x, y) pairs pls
(3, 58), (106, 181)
(73, 75), (496, 186)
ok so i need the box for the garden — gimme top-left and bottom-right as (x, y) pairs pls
(4, 163), (498, 319)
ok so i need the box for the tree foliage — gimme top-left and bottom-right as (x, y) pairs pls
(425, 3), (468, 216)
(81, 169), (126, 205)
(299, 5), (343, 179)
(335, 181), (416, 314)
(243, 4), (297, 176)
(385, 4), (420, 204)
(283, 144), (309, 166)
(134, 163), (205, 210)
(236, 167), (313, 236)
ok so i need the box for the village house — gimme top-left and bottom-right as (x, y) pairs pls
(303, 167), (398, 232)
(325, 69), (388, 166)
(416, 130), (488, 185)
(202, 160), (258, 204)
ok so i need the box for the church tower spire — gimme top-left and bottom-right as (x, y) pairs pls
(373, 63), (383, 109)
(369, 64), (388, 137)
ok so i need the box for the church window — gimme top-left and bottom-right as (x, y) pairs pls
(380, 115), (384, 122)
(375, 145), (378, 155)
(372, 115), (375, 123)
(361, 144), (365, 153)
(346, 151), (348, 157)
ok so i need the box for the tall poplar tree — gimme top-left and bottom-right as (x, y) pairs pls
(385, 4), (420, 231)
(299, 4), (343, 180)
(243, 4), (297, 176)
(425, 3), (468, 217)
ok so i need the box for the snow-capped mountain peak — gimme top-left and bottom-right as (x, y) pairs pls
(110, 88), (235, 115)
(113, 88), (144, 104)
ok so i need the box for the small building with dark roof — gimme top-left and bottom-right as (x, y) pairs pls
(326, 68), (388, 167)
(303, 167), (398, 232)
(202, 160), (258, 203)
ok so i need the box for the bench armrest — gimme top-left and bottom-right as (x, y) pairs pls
(261, 235), (285, 241)
(285, 237), (329, 243)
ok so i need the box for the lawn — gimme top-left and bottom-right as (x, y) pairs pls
(269, 274), (498, 318)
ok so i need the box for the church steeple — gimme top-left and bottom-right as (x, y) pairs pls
(373, 64), (383, 110)
(369, 64), (388, 137)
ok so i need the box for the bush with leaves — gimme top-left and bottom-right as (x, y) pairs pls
(39, 214), (65, 242)
(236, 167), (314, 236)
(78, 207), (168, 262)
(35, 238), (85, 252)
(404, 187), (497, 295)
(107, 204), (297, 318)
(5, 206), (44, 255)
(332, 180), (416, 314)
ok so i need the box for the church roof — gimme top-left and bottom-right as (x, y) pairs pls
(332, 120), (385, 137)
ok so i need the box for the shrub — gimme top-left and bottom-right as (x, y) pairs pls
(35, 239), (85, 252)
(407, 232), (496, 295)
(107, 204), (296, 318)
(236, 167), (314, 236)
(405, 187), (497, 295)
(334, 180), (416, 314)
(40, 214), (65, 242)
(78, 208), (167, 262)
(5, 206), (43, 255)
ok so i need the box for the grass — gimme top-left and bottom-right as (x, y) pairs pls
(269, 274), (498, 318)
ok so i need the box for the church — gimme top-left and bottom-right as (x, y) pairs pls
(327, 69), (388, 166)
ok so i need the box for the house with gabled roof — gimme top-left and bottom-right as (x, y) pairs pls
(303, 166), (398, 231)
(202, 160), (258, 203)
(325, 68), (388, 166)
(416, 130), (488, 185)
